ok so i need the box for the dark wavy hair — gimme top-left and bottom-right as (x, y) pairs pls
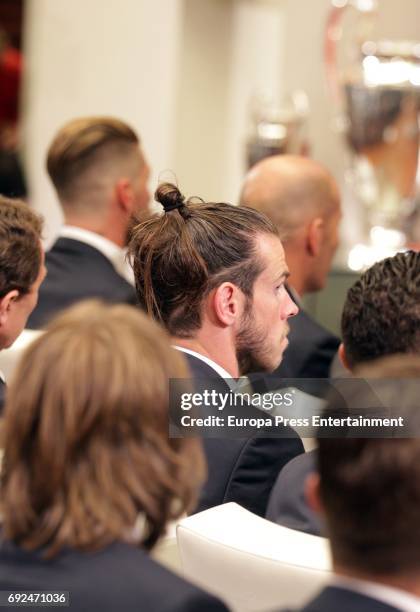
(0, 196), (43, 298)
(128, 182), (278, 337)
(342, 251), (420, 367)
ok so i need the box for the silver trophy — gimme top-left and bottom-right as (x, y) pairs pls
(246, 91), (309, 169)
(325, 0), (420, 270)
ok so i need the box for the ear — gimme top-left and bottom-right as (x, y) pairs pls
(306, 217), (324, 257)
(305, 472), (324, 516)
(338, 342), (352, 372)
(212, 282), (244, 327)
(0, 290), (19, 327)
(115, 178), (135, 214)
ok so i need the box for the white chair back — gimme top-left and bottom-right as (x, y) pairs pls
(0, 329), (43, 381)
(177, 503), (331, 612)
(151, 519), (183, 575)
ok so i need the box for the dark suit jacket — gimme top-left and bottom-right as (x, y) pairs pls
(266, 373), (392, 536)
(251, 290), (340, 393)
(184, 353), (304, 517)
(281, 585), (402, 612)
(0, 537), (229, 612)
(266, 449), (320, 536)
(28, 238), (137, 329)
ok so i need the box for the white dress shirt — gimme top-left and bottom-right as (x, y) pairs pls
(59, 225), (134, 285)
(173, 346), (239, 391)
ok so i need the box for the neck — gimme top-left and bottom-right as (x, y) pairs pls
(334, 565), (420, 598)
(283, 243), (309, 297)
(173, 331), (239, 378)
(64, 215), (125, 247)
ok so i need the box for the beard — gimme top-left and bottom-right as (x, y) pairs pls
(235, 307), (276, 376)
(235, 299), (289, 375)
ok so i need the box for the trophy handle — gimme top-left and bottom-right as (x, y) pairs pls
(324, 0), (379, 107)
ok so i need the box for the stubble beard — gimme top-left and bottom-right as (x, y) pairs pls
(236, 303), (272, 375)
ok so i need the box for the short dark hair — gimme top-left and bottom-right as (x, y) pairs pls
(47, 116), (139, 200)
(0, 300), (205, 557)
(342, 251), (420, 367)
(318, 354), (420, 575)
(128, 183), (278, 337)
(0, 196), (43, 298)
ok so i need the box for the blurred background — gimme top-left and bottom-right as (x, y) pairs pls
(0, 0), (419, 334)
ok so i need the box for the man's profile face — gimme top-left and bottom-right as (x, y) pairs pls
(0, 245), (46, 349)
(236, 233), (298, 374)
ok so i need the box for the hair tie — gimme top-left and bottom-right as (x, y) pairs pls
(162, 197), (184, 213)
(155, 182), (187, 214)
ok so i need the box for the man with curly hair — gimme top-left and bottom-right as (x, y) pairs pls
(266, 251), (420, 535)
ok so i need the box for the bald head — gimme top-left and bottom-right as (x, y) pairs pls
(240, 155), (340, 242)
(240, 156), (341, 295)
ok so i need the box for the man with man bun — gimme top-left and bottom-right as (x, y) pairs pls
(128, 182), (304, 517)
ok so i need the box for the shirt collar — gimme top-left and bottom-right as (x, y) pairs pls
(333, 575), (420, 611)
(173, 346), (238, 390)
(59, 225), (134, 285)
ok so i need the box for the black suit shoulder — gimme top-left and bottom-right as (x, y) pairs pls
(182, 353), (304, 517)
(28, 238), (137, 328)
(278, 308), (340, 379)
(280, 586), (402, 612)
(266, 449), (320, 536)
(0, 538), (228, 612)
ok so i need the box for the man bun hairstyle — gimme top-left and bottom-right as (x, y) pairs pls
(128, 182), (278, 337)
(157, 183), (187, 215)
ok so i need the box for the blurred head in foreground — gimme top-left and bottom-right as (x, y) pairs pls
(308, 354), (420, 594)
(0, 300), (204, 556)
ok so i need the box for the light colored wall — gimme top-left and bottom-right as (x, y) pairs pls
(172, 0), (234, 202)
(21, 0), (420, 241)
(22, 0), (184, 243)
(224, 0), (286, 204)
